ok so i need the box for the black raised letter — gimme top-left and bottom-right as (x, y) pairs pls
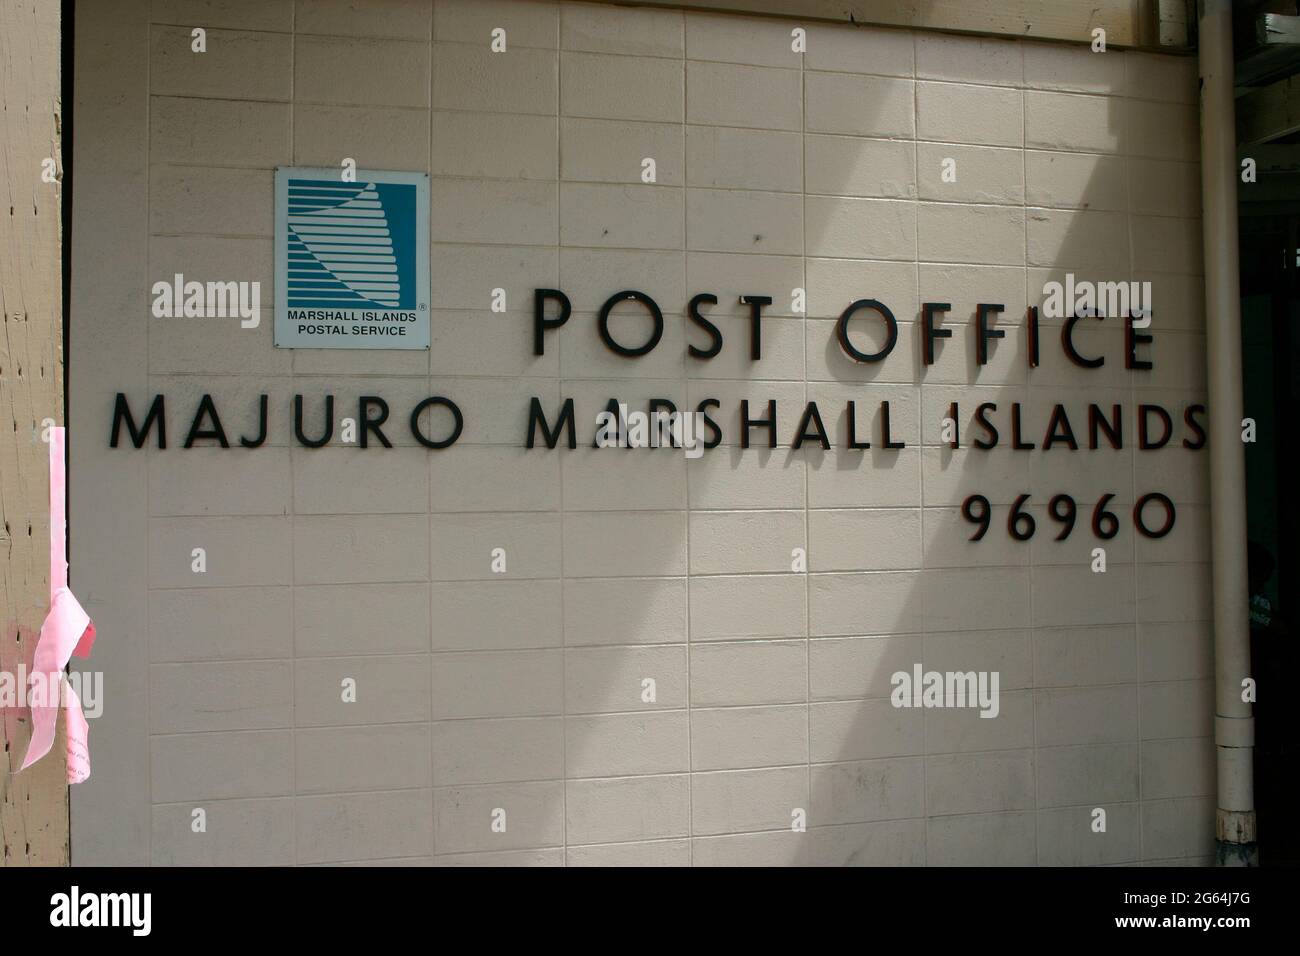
(1062, 314), (1104, 368)
(1138, 404), (1173, 450)
(649, 398), (679, 448)
(1183, 404), (1207, 449)
(359, 396), (392, 448)
(527, 397), (576, 449)
(1125, 316), (1154, 371)
(1042, 404), (1078, 450)
(923, 302), (952, 366)
(411, 397), (464, 449)
(533, 288), (571, 356)
(294, 395), (334, 448)
(881, 401), (905, 449)
(973, 402), (999, 450)
(1088, 403), (1124, 450)
(599, 291), (663, 357)
(697, 399), (722, 449)
(184, 394), (229, 448)
(240, 395), (269, 449)
(846, 401), (871, 449)
(741, 295), (772, 361)
(792, 402), (830, 450)
(836, 299), (898, 363)
(1026, 306), (1040, 368)
(976, 303), (1005, 366)
(1010, 403), (1035, 450)
(111, 393), (166, 449)
(688, 293), (722, 359)
(741, 399), (777, 449)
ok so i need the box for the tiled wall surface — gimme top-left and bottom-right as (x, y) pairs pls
(70, 0), (1212, 865)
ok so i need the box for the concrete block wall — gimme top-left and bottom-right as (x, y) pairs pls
(69, 0), (1212, 865)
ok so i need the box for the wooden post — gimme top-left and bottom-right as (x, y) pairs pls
(0, 0), (69, 866)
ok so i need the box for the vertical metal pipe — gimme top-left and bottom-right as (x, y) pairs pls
(1197, 0), (1257, 866)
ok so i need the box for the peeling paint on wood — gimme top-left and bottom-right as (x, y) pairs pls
(0, 0), (69, 867)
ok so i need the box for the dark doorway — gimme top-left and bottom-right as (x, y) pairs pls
(1235, 0), (1300, 867)
(1240, 195), (1300, 867)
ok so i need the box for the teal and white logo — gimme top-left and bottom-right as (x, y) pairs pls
(274, 167), (429, 349)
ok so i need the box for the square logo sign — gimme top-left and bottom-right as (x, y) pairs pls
(275, 167), (429, 349)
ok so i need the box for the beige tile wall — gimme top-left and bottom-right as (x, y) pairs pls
(70, 0), (1212, 865)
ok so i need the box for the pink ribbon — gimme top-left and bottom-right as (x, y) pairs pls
(20, 426), (96, 783)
